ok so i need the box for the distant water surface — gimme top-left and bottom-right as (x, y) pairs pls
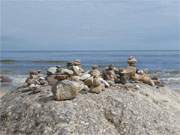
(0, 50), (180, 90)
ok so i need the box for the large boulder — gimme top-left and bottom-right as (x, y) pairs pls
(0, 84), (180, 135)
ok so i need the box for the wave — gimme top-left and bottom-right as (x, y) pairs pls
(31, 60), (68, 64)
(163, 77), (180, 82)
(0, 59), (68, 64)
(0, 59), (17, 64)
(143, 68), (180, 74)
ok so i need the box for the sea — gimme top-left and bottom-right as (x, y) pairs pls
(0, 50), (180, 91)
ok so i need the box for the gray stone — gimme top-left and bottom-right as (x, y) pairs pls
(61, 69), (74, 75)
(80, 73), (91, 81)
(0, 84), (180, 135)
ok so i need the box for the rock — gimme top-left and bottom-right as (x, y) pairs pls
(121, 66), (136, 75)
(52, 80), (83, 101)
(139, 75), (155, 86)
(72, 59), (81, 65)
(90, 69), (101, 78)
(92, 77), (102, 87)
(46, 75), (58, 86)
(70, 76), (80, 81)
(25, 77), (37, 86)
(47, 67), (57, 75)
(0, 75), (12, 83)
(89, 84), (104, 94)
(99, 78), (110, 88)
(128, 56), (137, 66)
(72, 66), (83, 76)
(80, 73), (91, 81)
(29, 70), (39, 75)
(61, 69), (74, 75)
(38, 77), (48, 85)
(84, 76), (94, 87)
(134, 74), (155, 86)
(107, 80), (115, 86)
(103, 66), (117, 82)
(55, 74), (69, 81)
(0, 84), (180, 135)
(119, 74), (129, 84)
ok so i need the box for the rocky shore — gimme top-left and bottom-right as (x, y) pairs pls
(1, 58), (180, 135)
(0, 83), (180, 135)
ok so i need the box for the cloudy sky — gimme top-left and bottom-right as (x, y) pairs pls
(1, 0), (180, 50)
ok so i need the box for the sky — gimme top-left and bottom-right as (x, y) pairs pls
(1, 0), (180, 51)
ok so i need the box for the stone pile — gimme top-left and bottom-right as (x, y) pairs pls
(25, 70), (48, 88)
(21, 57), (163, 101)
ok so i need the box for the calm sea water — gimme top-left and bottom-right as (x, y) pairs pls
(0, 50), (180, 90)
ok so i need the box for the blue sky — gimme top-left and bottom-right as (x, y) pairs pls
(1, 0), (180, 50)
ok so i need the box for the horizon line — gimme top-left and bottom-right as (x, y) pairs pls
(1, 49), (179, 52)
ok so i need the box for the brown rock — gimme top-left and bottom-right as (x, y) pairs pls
(46, 75), (58, 86)
(84, 77), (94, 87)
(55, 75), (69, 81)
(89, 84), (104, 94)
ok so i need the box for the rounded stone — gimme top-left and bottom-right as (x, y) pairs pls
(52, 80), (82, 101)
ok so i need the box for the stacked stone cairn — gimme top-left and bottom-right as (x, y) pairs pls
(20, 70), (48, 93)
(25, 70), (48, 87)
(22, 58), (163, 101)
